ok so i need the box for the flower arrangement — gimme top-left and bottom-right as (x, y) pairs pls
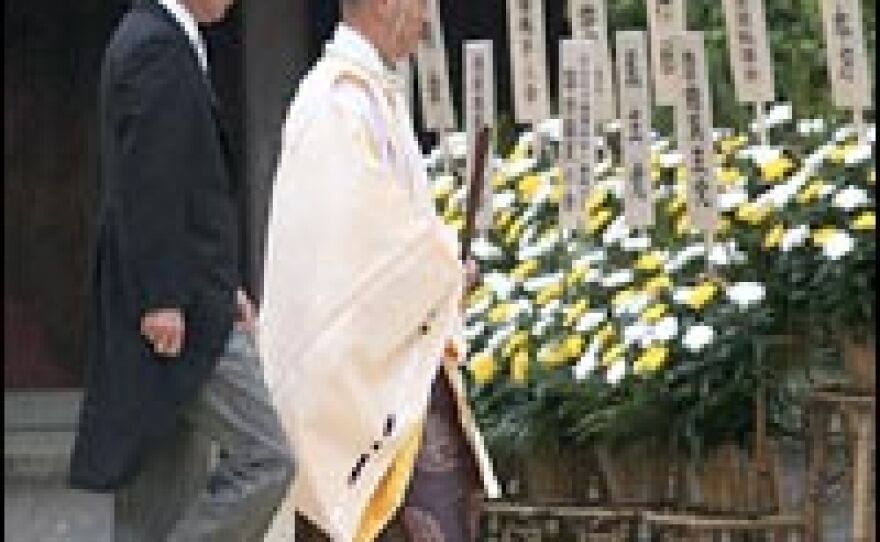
(426, 107), (876, 458)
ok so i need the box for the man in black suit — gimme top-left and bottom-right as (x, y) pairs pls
(69, 0), (294, 539)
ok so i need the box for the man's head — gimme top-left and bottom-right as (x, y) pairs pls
(341, 0), (427, 63)
(182, 0), (236, 24)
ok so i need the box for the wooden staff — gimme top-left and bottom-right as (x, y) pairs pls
(461, 125), (493, 263)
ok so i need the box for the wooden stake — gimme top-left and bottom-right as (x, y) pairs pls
(755, 101), (769, 147)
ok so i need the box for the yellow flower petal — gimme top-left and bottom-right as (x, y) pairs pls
(511, 350), (529, 383)
(635, 251), (664, 272)
(763, 223), (785, 249)
(644, 275), (673, 295)
(585, 188), (608, 213)
(852, 211), (876, 231)
(536, 281), (563, 306)
(686, 281), (719, 310)
(511, 259), (539, 281)
(642, 303), (668, 323)
(488, 303), (516, 324)
(502, 331), (529, 358)
(717, 168), (742, 186)
(601, 343), (625, 366)
(812, 226), (840, 246)
(634, 346), (669, 374)
(564, 299), (589, 327)
(563, 334), (584, 359)
(517, 174), (543, 201)
(594, 323), (616, 347)
(469, 352), (496, 385)
(759, 157), (794, 183)
(586, 208), (613, 234)
(611, 288), (639, 308)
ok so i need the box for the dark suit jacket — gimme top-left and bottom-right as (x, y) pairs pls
(70, 0), (241, 490)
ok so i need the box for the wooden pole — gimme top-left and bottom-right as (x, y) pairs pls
(755, 101), (769, 147)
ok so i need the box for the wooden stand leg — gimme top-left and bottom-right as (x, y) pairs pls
(804, 404), (827, 542)
(852, 409), (873, 542)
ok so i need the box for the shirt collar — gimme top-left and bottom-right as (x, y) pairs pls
(156, 0), (209, 74)
(327, 23), (396, 78)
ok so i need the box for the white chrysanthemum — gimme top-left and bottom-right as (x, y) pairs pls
(717, 188), (749, 210)
(665, 244), (706, 273)
(539, 300), (562, 318)
(464, 321), (486, 339)
(844, 144), (873, 165)
(614, 292), (652, 317)
(739, 145), (781, 166)
(683, 324), (715, 352)
(781, 225), (810, 252)
(465, 297), (491, 319)
(601, 216), (630, 246)
(502, 158), (537, 178)
(518, 225), (538, 248)
(796, 118), (825, 135)
(576, 310), (607, 332)
(821, 231), (856, 260)
(493, 190), (516, 209)
(523, 272), (563, 292)
(572, 339), (602, 381)
(833, 186), (871, 211)
(660, 152), (683, 168)
(483, 272), (515, 299)
(601, 269), (635, 288)
(650, 316), (679, 343)
(725, 282), (766, 309)
(486, 324), (516, 351)
(605, 358), (627, 385)
(532, 318), (553, 337)
(651, 139), (671, 152)
(621, 235), (652, 252)
(472, 237), (502, 260)
(623, 322), (651, 347)
(672, 287), (693, 306)
(708, 241), (738, 266)
(518, 234), (559, 260)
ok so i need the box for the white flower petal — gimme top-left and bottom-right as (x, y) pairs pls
(822, 231), (856, 260)
(833, 186), (870, 211)
(725, 281), (766, 309)
(605, 358), (627, 385)
(683, 324), (715, 352)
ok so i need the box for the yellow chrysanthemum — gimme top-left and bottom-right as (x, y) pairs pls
(611, 288), (639, 308)
(566, 265), (588, 287)
(469, 352), (496, 385)
(494, 209), (513, 230)
(635, 251), (664, 272)
(717, 168), (742, 186)
(642, 303), (668, 323)
(643, 274), (673, 295)
(466, 285), (490, 308)
(491, 172), (508, 189)
(517, 174), (543, 201)
(685, 281), (718, 310)
(829, 144), (855, 164)
(449, 218), (465, 231)
(594, 323), (616, 347)
(763, 223), (785, 249)
(508, 140), (529, 161)
(563, 334), (584, 359)
(736, 202), (772, 225)
(550, 183), (563, 203)
(675, 214), (694, 236)
(511, 350), (529, 384)
(564, 299), (590, 327)
(796, 180), (828, 205)
(812, 226), (840, 246)
(585, 188), (608, 213)
(536, 281), (563, 306)
(586, 208), (613, 234)
(868, 170), (876, 185)
(487, 303), (516, 324)
(759, 156), (794, 183)
(650, 167), (662, 183)
(433, 184), (453, 199)
(601, 343), (625, 366)
(675, 166), (687, 183)
(719, 136), (747, 156)
(852, 211), (876, 231)
(511, 259), (539, 281)
(667, 193), (686, 215)
(504, 219), (525, 245)
(502, 331), (529, 358)
(538, 227), (560, 244)
(716, 218), (732, 235)
(634, 345), (669, 374)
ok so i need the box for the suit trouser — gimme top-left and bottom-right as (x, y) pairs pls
(163, 328), (295, 542)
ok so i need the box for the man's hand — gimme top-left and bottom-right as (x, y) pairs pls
(234, 288), (257, 334)
(141, 309), (185, 358)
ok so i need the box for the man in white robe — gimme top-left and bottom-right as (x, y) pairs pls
(259, 0), (500, 540)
